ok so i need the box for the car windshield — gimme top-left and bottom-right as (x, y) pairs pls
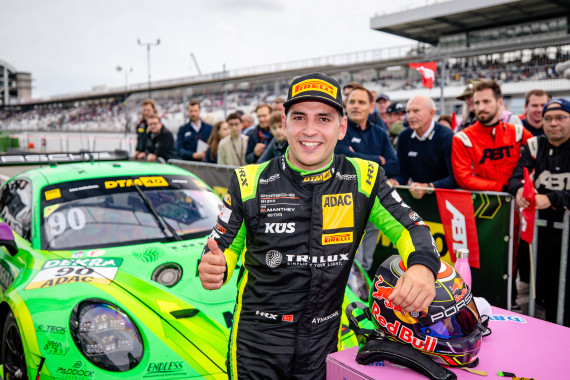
(40, 174), (221, 250)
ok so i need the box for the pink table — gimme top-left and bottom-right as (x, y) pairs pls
(327, 307), (570, 379)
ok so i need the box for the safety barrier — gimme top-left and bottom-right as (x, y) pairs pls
(170, 159), (516, 309)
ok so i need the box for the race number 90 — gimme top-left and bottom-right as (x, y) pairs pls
(48, 208), (86, 237)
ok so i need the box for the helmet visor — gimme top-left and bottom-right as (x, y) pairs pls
(419, 299), (481, 339)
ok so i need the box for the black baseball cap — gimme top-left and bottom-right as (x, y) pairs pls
(386, 102), (405, 114)
(283, 73), (343, 115)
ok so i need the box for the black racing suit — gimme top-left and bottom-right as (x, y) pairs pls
(205, 152), (440, 379)
(508, 136), (570, 326)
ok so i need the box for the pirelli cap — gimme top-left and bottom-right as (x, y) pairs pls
(283, 73), (343, 115)
(543, 97), (570, 116)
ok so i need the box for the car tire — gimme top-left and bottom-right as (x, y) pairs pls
(2, 311), (28, 380)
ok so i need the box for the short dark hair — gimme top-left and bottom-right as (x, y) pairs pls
(343, 81), (361, 92)
(146, 113), (161, 122)
(525, 89), (551, 105)
(188, 101), (200, 109)
(269, 111), (283, 126)
(347, 85), (373, 104)
(226, 112), (242, 123)
(474, 80), (502, 100)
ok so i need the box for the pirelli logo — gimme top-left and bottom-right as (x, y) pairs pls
(322, 193), (354, 230)
(292, 79), (337, 98)
(322, 232), (353, 245)
(303, 169), (332, 183)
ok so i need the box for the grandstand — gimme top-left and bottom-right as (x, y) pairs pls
(1, 0), (569, 133)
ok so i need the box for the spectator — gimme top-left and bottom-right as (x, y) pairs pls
(218, 113), (249, 166)
(205, 121), (231, 163)
(335, 85), (398, 177)
(258, 111), (288, 163)
(176, 101), (213, 161)
(272, 96), (286, 112)
(386, 102), (406, 147)
(335, 84), (399, 272)
(508, 98), (570, 326)
(452, 80), (533, 192)
(375, 93), (391, 126)
(145, 114), (177, 162)
(522, 89), (552, 136)
(394, 95), (456, 199)
(241, 113), (255, 131)
(245, 103), (273, 163)
(342, 81), (361, 110)
(455, 79), (483, 133)
(437, 115), (453, 129)
(133, 99), (156, 160)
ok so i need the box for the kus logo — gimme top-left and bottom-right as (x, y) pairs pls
(479, 145), (513, 163)
(291, 79), (337, 98)
(322, 232), (353, 245)
(303, 170), (332, 183)
(265, 223), (295, 233)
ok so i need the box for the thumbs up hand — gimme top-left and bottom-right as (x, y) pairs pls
(198, 239), (227, 290)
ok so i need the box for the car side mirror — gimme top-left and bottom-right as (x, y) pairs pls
(0, 223), (18, 256)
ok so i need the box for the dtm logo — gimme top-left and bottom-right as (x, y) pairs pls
(445, 200), (467, 252)
(265, 250), (283, 268)
(265, 223), (295, 233)
(479, 145), (513, 163)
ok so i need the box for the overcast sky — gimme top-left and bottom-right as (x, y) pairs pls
(1, 0), (420, 98)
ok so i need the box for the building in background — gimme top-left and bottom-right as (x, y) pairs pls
(0, 59), (32, 105)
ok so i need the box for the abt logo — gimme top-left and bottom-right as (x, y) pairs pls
(265, 223), (295, 233)
(479, 145), (513, 163)
(445, 200), (467, 252)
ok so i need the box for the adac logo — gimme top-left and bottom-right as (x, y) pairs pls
(323, 193), (352, 207)
(223, 192), (231, 206)
(322, 193), (354, 230)
(322, 232), (353, 245)
(291, 79), (337, 98)
(105, 176), (168, 189)
(303, 169), (332, 183)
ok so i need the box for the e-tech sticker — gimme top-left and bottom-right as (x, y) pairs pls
(25, 258), (123, 290)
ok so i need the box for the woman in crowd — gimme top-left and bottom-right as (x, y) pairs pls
(205, 121), (230, 163)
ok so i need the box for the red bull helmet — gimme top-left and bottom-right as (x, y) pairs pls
(370, 255), (484, 367)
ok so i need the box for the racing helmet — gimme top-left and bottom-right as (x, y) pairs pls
(369, 255), (484, 367)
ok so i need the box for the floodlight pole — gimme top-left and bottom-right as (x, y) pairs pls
(137, 38), (160, 98)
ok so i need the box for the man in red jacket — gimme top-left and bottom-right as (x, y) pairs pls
(452, 80), (533, 192)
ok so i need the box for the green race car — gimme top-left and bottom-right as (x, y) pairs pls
(0, 161), (369, 379)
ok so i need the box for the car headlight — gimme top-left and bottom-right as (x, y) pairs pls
(70, 301), (144, 371)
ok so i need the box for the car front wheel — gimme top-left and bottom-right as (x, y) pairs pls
(2, 311), (28, 380)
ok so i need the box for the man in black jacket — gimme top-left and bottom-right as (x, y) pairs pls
(133, 99), (157, 160)
(508, 98), (570, 326)
(145, 114), (178, 162)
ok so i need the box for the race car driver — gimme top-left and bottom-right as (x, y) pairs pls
(199, 73), (440, 379)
